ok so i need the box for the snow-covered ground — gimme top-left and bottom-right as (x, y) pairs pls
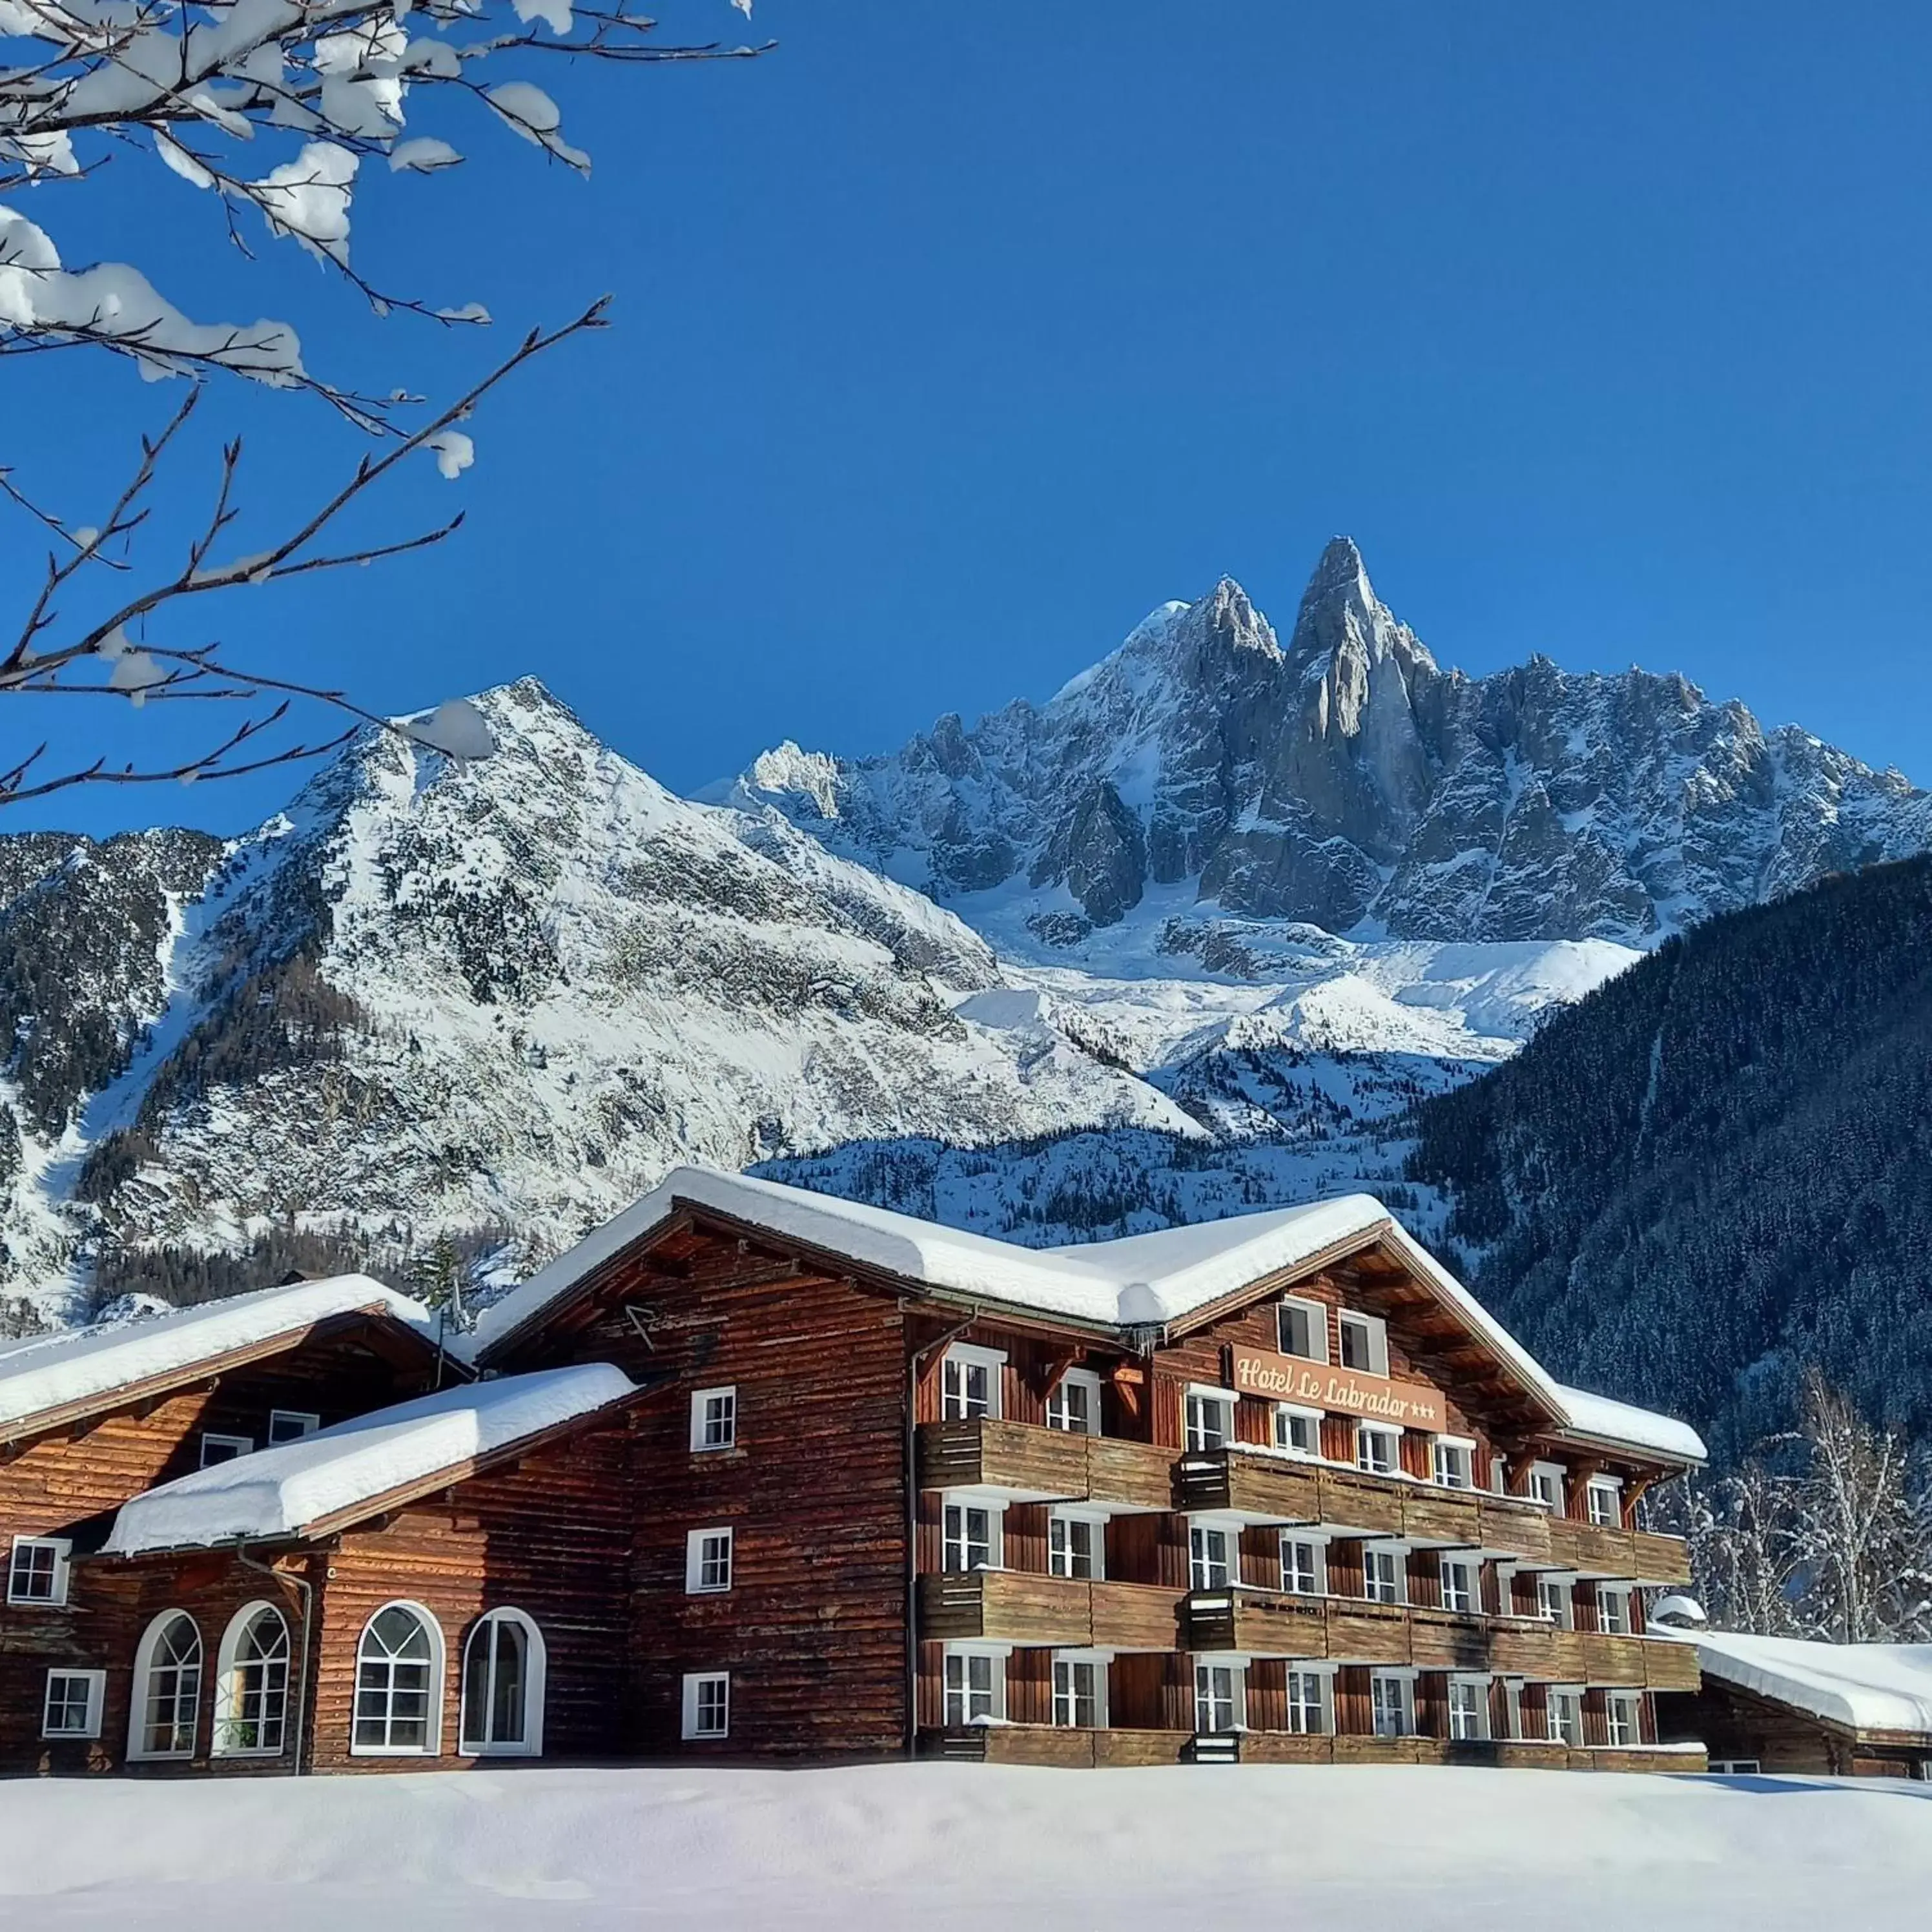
(3, 1763), (1926, 1930)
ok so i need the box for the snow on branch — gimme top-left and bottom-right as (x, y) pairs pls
(0, 1), (770, 400)
(0, 298), (608, 805)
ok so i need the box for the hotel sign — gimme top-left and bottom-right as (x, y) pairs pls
(1231, 1348), (1446, 1432)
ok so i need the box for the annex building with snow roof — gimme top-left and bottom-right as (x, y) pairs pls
(5, 1169), (1711, 1774)
(1656, 1630), (1932, 1780)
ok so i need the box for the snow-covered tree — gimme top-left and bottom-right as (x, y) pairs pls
(1, 0), (763, 801)
(1681, 1370), (1932, 1641)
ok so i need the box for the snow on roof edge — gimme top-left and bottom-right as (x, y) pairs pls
(0, 1273), (439, 1434)
(466, 1167), (1700, 1466)
(102, 1363), (638, 1557)
(1692, 1630), (1932, 1736)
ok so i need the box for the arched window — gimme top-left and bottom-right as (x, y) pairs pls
(128, 1611), (202, 1761)
(352, 1601), (444, 1756)
(459, 1608), (546, 1757)
(212, 1602), (291, 1756)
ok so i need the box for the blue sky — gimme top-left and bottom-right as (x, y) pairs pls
(8, 1), (1931, 836)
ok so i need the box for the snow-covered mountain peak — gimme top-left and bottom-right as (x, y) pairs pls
(728, 537), (1932, 949)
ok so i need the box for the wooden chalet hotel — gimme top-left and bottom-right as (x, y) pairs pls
(0, 1169), (1709, 1776)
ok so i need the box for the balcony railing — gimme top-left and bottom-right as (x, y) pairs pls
(1180, 1590), (1696, 1687)
(919, 1570), (1182, 1650)
(918, 1423), (1694, 1586)
(916, 1419), (1173, 1511)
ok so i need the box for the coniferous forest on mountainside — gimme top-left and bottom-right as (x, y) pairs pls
(1406, 856), (1932, 1467)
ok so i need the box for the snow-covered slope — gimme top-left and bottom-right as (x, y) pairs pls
(0, 683), (1204, 1321)
(724, 538), (1932, 951)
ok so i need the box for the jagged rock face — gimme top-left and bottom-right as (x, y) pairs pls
(728, 537), (1932, 945)
(0, 683), (1200, 1319)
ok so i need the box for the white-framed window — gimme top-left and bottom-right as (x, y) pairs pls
(1189, 1519), (1237, 1592)
(1709, 1757), (1762, 1774)
(128, 1610), (203, 1761)
(1276, 1295), (1329, 1363)
(689, 1386), (737, 1452)
(683, 1670), (730, 1740)
(1528, 1461), (1567, 1512)
(1448, 1676), (1490, 1742)
(1273, 1404), (1323, 1459)
(1194, 1658), (1245, 1735)
(1280, 1534), (1327, 1596)
(267, 1410), (322, 1446)
(685, 1526), (734, 1594)
(212, 1601), (291, 1756)
(460, 1608), (546, 1757)
(1363, 1544), (1405, 1605)
(1051, 1651), (1108, 1729)
(942, 1648), (1005, 1725)
(1547, 1686), (1584, 1747)
(41, 1669), (105, 1740)
(1489, 1455), (1509, 1495)
(942, 1497), (1003, 1573)
(1356, 1423), (1400, 1476)
(1184, 1386), (1238, 1452)
(1432, 1437), (1475, 1490)
(1370, 1671), (1414, 1738)
(1045, 1367), (1102, 1435)
(1439, 1556), (1476, 1614)
(1285, 1667), (1331, 1735)
(1597, 1583), (1632, 1635)
(7, 1535), (71, 1607)
(1586, 1477), (1623, 1528)
(1047, 1510), (1105, 1581)
(351, 1601), (444, 1756)
(1605, 1690), (1641, 1749)
(1537, 1574), (1574, 1629)
(200, 1432), (252, 1466)
(1337, 1311), (1389, 1377)
(941, 1344), (1006, 1421)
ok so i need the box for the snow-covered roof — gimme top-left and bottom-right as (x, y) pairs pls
(102, 1364), (637, 1557)
(469, 1166), (1704, 1465)
(0, 1275), (438, 1435)
(1554, 1382), (1708, 1465)
(1692, 1631), (1932, 1738)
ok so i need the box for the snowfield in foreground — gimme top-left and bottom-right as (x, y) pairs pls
(3, 1763), (1927, 1930)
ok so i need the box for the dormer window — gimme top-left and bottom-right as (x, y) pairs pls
(1276, 1296), (1328, 1362)
(941, 1344), (1006, 1422)
(1045, 1368), (1102, 1435)
(1337, 1312), (1389, 1377)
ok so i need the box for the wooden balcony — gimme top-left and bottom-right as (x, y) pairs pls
(1089, 1581), (1186, 1652)
(1324, 1599), (1414, 1662)
(1632, 1529), (1692, 1587)
(918, 1570), (1184, 1650)
(1316, 1467), (1407, 1537)
(1639, 1638), (1701, 1692)
(915, 1419), (1175, 1511)
(1489, 1621), (1587, 1678)
(1408, 1607), (1492, 1671)
(1480, 1497), (1553, 1564)
(1182, 1588), (1329, 1656)
(1174, 1449), (1321, 1522)
(1402, 1485), (1484, 1547)
(916, 1418), (1091, 1501)
(918, 1570), (1094, 1645)
(1085, 1437), (1177, 1512)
